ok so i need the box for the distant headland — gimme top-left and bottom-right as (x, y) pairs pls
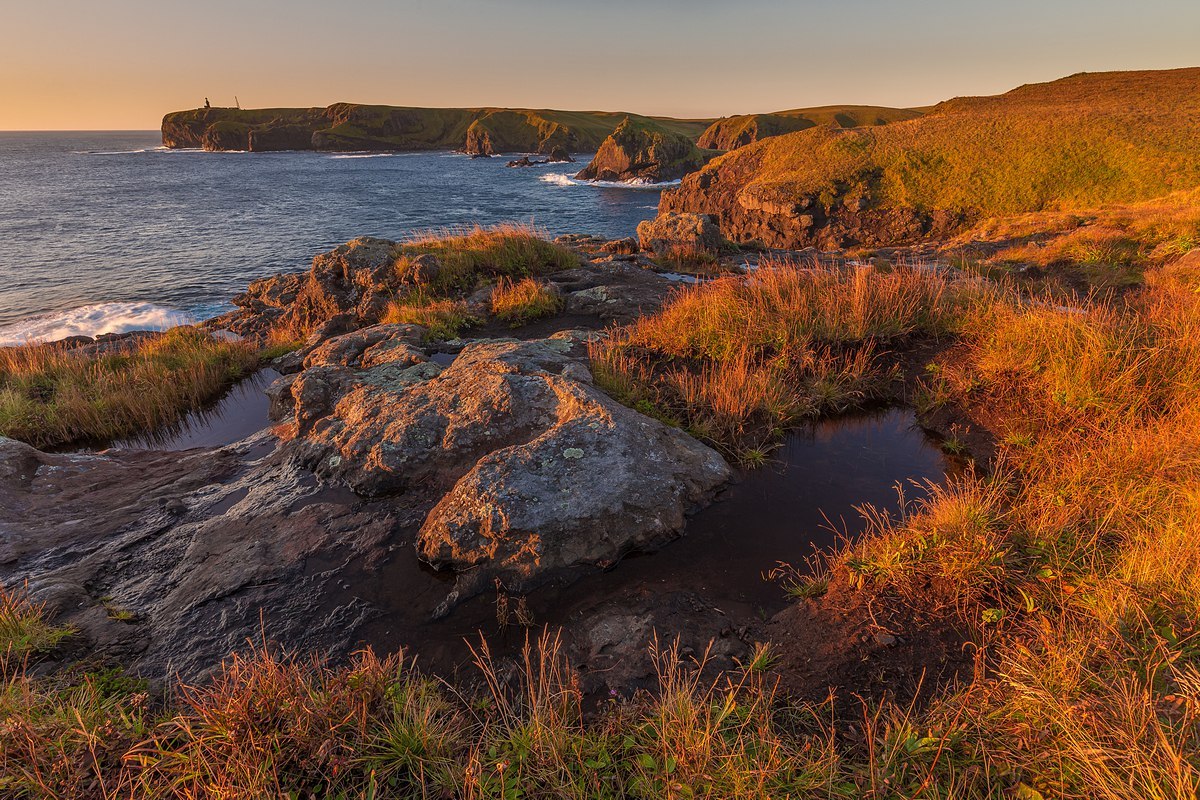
(161, 103), (922, 183)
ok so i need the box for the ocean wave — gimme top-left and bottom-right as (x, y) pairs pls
(328, 152), (398, 159)
(162, 148), (248, 154)
(539, 172), (681, 190)
(0, 302), (196, 346)
(74, 147), (170, 155)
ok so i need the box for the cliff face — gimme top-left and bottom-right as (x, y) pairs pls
(161, 108), (327, 150)
(696, 106), (923, 151)
(464, 111), (578, 156)
(660, 68), (1200, 249)
(574, 118), (717, 183)
(659, 139), (964, 250)
(162, 105), (713, 155)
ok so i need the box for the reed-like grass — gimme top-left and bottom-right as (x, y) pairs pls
(824, 262), (1200, 797)
(489, 277), (564, 326)
(590, 259), (984, 457)
(399, 223), (579, 294)
(0, 328), (261, 448)
(382, 294), (477, 341)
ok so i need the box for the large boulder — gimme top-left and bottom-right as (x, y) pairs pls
(575, 117), (714, 183)
(637, 212), (727, 255)
(275, 327), (731, 590)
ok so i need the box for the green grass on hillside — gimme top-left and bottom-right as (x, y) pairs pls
(691, 68), (1200, 219)
(698, 105), (924, 150)
(163, 104), (715, 153)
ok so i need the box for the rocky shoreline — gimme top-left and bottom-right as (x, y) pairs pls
(0, 227), (969, 699)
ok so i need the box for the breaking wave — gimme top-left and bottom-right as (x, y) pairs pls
(0, 302), (196, 346)
(540, 172), (681, 190)
(74, 147), (170, 155)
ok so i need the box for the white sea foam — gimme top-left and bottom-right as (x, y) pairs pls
(539, 172), (681, 190)
(75, 147), (170, 155)
(328, 152), (398, 159)
(0, 303), (196, 346)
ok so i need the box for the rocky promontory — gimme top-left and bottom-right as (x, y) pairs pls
(574, 117), (717, 183)
(0, 231), (739, 683)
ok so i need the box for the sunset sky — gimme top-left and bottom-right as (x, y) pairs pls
(2, 0), (1198, 130)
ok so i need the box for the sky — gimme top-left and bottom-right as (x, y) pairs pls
(2, 0), (1198, 130)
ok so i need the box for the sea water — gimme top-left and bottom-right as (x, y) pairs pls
(0, 131), (662, 343)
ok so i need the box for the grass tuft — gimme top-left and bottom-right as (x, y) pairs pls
(489, 277), (564, 326)
(0, 327), (261, 448)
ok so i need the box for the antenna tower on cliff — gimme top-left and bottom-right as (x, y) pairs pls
(234, 96), (241, 109)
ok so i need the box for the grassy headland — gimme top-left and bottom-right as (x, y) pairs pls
(663, 68), (1200, 248)
(697, 104), (925, 150)
(162, 104), (713, 154)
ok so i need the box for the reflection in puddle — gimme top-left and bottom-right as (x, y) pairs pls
(629, 407), (952, 610)
(353, 406), (952, 663)
(107, 368), (280, 451)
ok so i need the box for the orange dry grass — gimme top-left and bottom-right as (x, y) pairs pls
(127, 645), (460, 797)
(833, 267), (1200, 796)
(489, 277), (563, 325)
(965, 187), (1200, 262)
(590, 260), (979, 456)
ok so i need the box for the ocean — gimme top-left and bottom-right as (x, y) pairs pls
(0, 131), (670, 343)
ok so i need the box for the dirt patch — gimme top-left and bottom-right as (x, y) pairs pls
(766, 575), (975, 712)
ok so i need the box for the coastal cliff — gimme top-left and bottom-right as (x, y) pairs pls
(660, 68), (1200, 248)
(162, 104), (712, 155)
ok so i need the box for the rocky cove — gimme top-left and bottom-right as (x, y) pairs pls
(0, 231), (963, 699)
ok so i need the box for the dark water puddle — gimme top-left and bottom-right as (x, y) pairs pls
(350, 407), (953, 667)
(103, 368), (280, 451)
(542, 407), (951, 618)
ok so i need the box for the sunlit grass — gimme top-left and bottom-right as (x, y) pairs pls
(0, 327), (260, 448)
(489, 276), (563, 326)
(589, 259), (986, 458)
